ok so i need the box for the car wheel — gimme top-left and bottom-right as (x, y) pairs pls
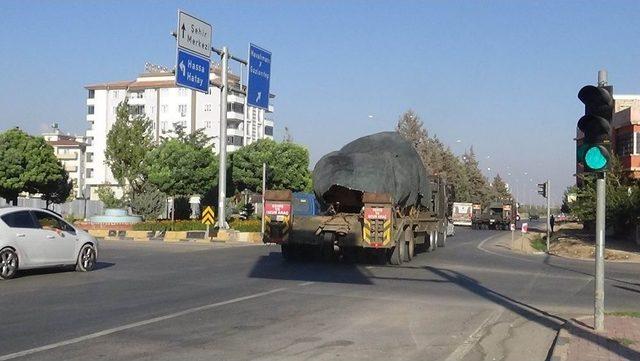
(0, 248), (18, 280)
(76, 244), (97, 272)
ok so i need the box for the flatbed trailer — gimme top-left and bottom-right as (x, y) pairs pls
(263, 179), (448, 265)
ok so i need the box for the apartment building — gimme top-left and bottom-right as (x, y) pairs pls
(42, 124), (87, 198)
(84, 63), (275, 199)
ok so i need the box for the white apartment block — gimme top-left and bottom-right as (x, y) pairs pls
(84, 63), (274, 199)
(42, 125), (87, 199)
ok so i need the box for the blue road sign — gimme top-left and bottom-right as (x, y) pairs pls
(176, 48), (210, 93)
(247, 44), (271, 110)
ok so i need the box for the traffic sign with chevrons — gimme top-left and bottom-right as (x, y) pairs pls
(201, 206), (215, 225)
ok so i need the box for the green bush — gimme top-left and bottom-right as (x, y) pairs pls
(131, 219), (262, 232)
(131, 220), (206, 232)
(529, 236), (546, 252)
(229, 219), (261, 232)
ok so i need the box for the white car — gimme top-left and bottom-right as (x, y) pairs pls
(0, 207), (99, 280)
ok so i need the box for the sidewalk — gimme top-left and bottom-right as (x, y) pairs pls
(552, 315), (640, 361)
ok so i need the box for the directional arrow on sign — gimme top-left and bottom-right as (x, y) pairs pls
(201, 206), (215, 225)
(181, 23), (186, 38)
(179, 61), (186, 76)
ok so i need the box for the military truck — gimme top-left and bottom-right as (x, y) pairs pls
(263, 132), (449, 265)
(471, 202), (515, 230)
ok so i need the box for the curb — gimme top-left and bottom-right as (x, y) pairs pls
(549, 321), (570, 361)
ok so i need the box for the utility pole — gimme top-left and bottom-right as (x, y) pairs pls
(546, 179), (551, 252)
(261, 162), (266, 236)
(217, 46), (229, 229)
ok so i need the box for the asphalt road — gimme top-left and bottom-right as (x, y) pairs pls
(1, 227), (638, 361)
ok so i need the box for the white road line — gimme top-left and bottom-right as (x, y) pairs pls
(0, 287), (288, 361)
(298, 281), (315, 286)
(476, 233), (541, 264)
(443, 309), (504, 361)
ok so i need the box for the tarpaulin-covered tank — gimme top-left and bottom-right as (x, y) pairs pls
(313, 131), (432, 212)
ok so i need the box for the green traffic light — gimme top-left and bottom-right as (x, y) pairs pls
(584, 146), (608, 170)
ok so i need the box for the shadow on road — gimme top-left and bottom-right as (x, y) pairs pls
(542, 254), (639, 287)
(248, 252), (374, 285)
(248, 247), (640, 359)
(613, 284), (640, 295)
(16, 261), (115, 278)
(421, 266), (640, 361)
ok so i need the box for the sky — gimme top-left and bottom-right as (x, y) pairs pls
(1, 0), (639, 207)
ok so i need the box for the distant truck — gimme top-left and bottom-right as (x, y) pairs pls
(263, 132), (449, 265)
(451, 202), (473, 226)
(471, 202), (516, 230)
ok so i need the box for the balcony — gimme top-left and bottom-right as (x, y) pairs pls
(226, 128), (244, 137)
(64, 164), (78, 172)
(227, 110), (244, 121)
(57, 153), (78, 160)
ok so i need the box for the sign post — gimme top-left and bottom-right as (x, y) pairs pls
(201, 206), (215, 239)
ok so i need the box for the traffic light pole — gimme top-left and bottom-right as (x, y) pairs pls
(594, 174), (606, 331)
(546, 180), (551, 252)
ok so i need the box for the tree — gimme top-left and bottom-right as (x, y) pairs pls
(571, 156), (640, 235)
(41, 164), (73, 208)
(129, 183), (166, 220)
(491, 174), (512, 201)
(0, 128), (67, 204)
(269, 142), (313, 192)
(463, 147), (491, 205)
(397, 110), (475, 204)
(96, 185), (124, 209)
(105, 100), (154, 197)
(230, 139), (312, 193)
(146, 127), (218, 199)
(396, 110), (430, 168)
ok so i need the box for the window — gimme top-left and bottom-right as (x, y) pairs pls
(227, 136), (243, 146)
(204, 104), (212, 112)
(88, 89), (95, 99)
(130, 105), (145, 115)
(265, 126), (274, 136)
(86, 152), (94, 162)
(112, 90), (119, 99)
(227, 103), (244, 113)
(87, 105), (94, 115)
(178, 88), (188, 96)
(178, 104), (187, 117)
(33, 211), (74, 233)
(205, 121), (211, 128)
(161, 104), (168, 113)
(86, 168), (94, 178)
(1, 211), (38, 229)
(616, 132), (634, 157)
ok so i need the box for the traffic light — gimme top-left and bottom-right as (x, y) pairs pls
(538, 182), (547, 198)
(577, 85), (613, 172)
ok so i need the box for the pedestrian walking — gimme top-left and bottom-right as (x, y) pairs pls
(550, 214), (555, 234)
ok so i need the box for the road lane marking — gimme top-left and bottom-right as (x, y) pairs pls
(298, 281), (315, 286)
(443, 309), (504, 361)
(476, 233), (542, 264)
(0, 287), (288, 361)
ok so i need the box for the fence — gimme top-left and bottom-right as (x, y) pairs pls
(0, 197), (105, 219)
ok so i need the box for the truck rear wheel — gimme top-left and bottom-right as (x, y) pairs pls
(427, 231), (437, 252)
(437, 230), (447, 247)
(403, 228), (415, 262)
(389, 240), (404, 265)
